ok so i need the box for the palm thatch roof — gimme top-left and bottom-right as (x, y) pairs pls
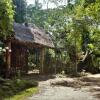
(13, 23), (54, 48)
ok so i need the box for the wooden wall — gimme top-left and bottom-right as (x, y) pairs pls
(11, 43), (28, 74)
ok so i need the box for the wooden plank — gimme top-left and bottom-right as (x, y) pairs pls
(40, 48), (45, 74)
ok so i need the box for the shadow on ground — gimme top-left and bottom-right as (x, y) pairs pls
(23, 73), (100, 100)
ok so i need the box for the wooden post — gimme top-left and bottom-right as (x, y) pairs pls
(55, 50), (57, 74)
(25, 49), (29, 73)
(5, 39), (11, 78)
(40, 48), (45, 74)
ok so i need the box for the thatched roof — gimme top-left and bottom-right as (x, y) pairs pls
(13, 23), (54, 48)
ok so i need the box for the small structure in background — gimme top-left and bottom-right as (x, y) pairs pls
(1, 23), (54, 77)
(12, 23), (54, 75)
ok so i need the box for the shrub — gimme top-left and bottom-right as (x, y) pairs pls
(0, 77), (38, 98)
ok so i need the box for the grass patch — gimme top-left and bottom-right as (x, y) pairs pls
(0, 77), (38, 99)
(5, 87), (38, 100)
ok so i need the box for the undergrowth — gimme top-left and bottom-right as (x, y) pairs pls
(0, 77), (38, 99)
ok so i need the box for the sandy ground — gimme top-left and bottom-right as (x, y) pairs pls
(27, 74), (100, 100)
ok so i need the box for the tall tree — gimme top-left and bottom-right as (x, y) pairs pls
(0, 0), (14, 77)
(26, 0), (100, 73)
(0, 0), (14, 40)
(13, 0), (27, 23)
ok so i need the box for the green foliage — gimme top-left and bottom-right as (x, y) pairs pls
(27, 2), (47, 27)
(0, 78), (38, 99)
(87, 44), (94, 50)
(73, 0), (100, 72)
(24, 0), (100, 73)
(0, 0), (14, 39)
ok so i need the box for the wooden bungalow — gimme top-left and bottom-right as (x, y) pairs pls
(5, 23), (54, 76)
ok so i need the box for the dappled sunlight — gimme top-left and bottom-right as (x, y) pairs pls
(0, 0), (100, 99)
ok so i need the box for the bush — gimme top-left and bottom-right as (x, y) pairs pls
(0, 78), (38, 99)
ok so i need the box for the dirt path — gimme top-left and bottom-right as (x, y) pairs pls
(27, 75), (100, 100)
